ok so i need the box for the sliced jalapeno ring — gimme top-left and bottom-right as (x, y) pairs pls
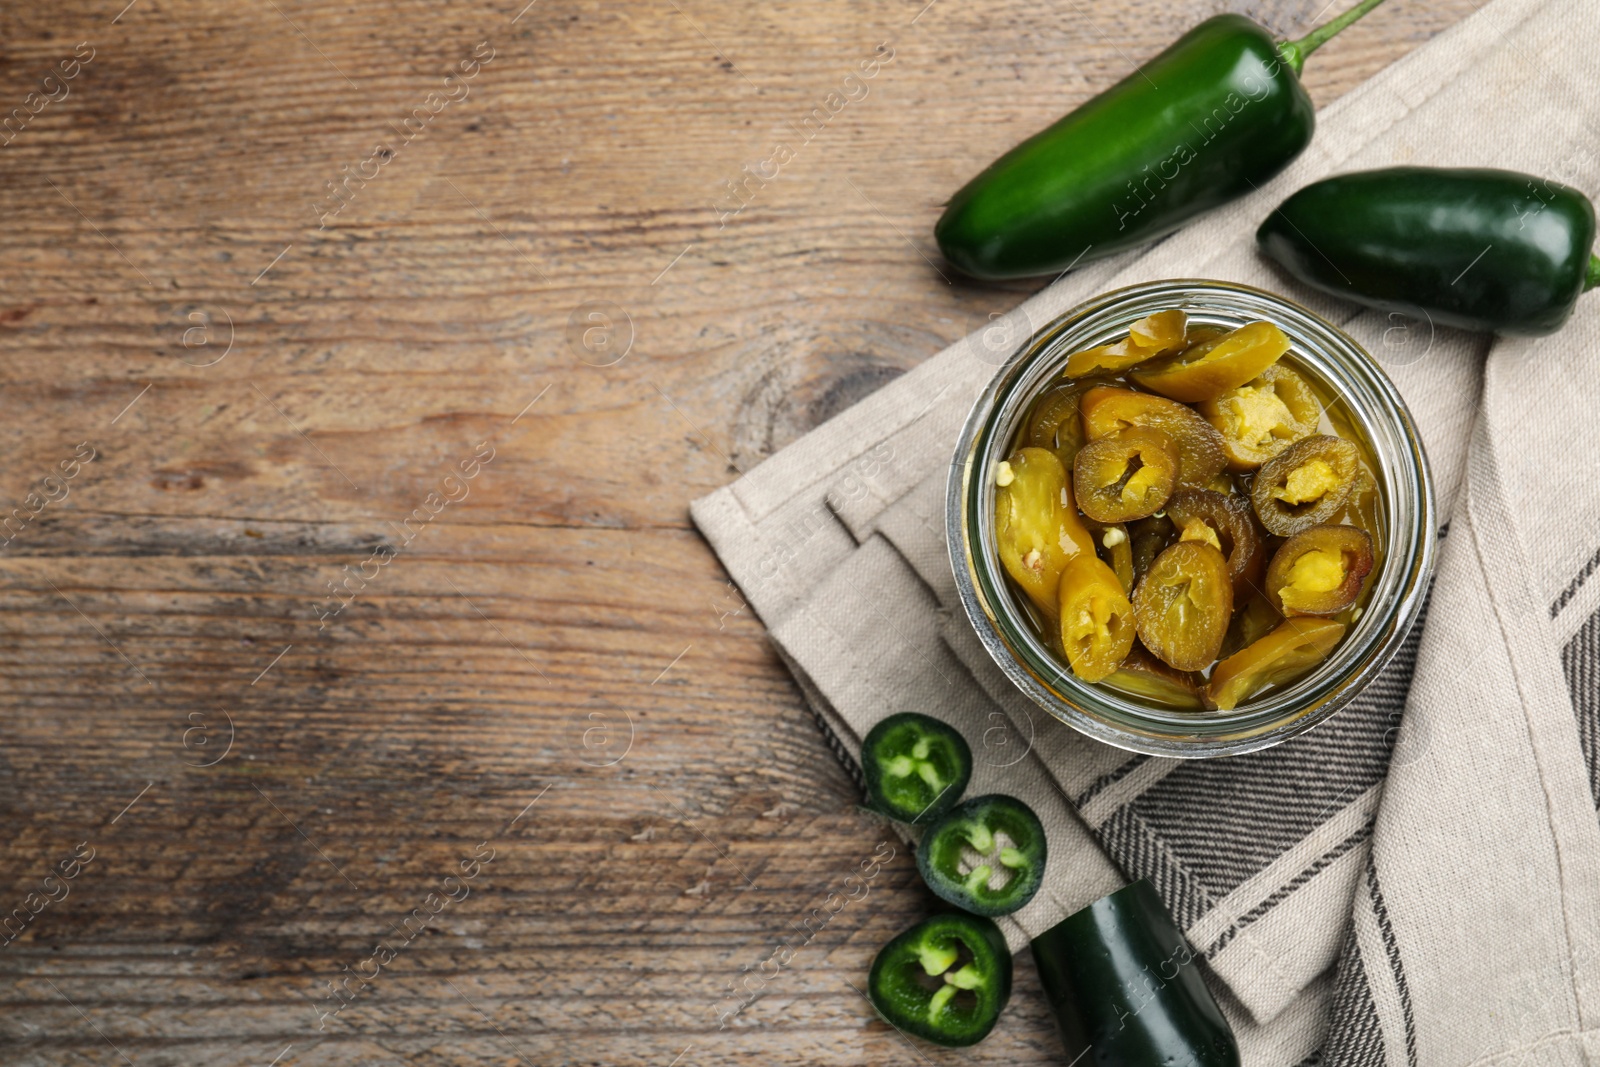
(1132, 541), (1234, 671)
(1023, 377), (1109, 468)
(1264, 523), (1375, 616)
(1250, 434), (1361, 536)
(917, 794), (1047, 917)
(1130, 513), (1175, 582)
(1057, 554), (1137, 683)
(1165, 487), (1267, 602)
(861, 713), (973, 825)
(1206, 617), (1346, 710)
(1072, 426), (1180, 523)
(1341, 467), (1382, 538)
(1079, 386), (1228, 488)
(867, 912), (1013, 1048)
(1130, 320), (1291, 403)
(1198, 362), (1320, 470)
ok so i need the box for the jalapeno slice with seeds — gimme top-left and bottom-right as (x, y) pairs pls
(994, 447), (1098, 620)
(1206, 617), (1346, 710)
(917, 794), (1047, 917)
(1130, 320), (1291, 403)
(1197, 363), (1320, 470)
(1133, 541), (1234, 671)
(867, 912), (1013, 1048)
(1250, 434), (1361, 536)
(1263, 524), (1374, 616)
(861, 713), (973, 825)
(1057, 554), (1137, 683)
(1073, 426), (1181, 523)
(1080, 386), (1227, 488)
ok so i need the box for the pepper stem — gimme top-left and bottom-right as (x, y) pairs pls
(1586, 253), (1600, 292)
(1278, 0), (1391, 75)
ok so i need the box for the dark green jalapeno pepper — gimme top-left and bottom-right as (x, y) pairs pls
(1257, 166), (1600, 335)
(867, 912), (1013, 1047)
(934, 0), (1390, 280)
(916, 794), (1045, 917)
(861, 712), (972, 824)
(1031, 880), (1239, 1067)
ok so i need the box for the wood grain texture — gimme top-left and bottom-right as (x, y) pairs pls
(0, 0), (1483, 1063)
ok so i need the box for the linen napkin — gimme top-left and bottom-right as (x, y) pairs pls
(692, 0), (1600, 1061)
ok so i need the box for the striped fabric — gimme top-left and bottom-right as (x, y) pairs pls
(1560, 604), (1600, 810)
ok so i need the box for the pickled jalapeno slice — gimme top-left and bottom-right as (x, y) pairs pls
(1132, 541), (1234, 671)
(1062, 310), (1189, 377)
(917, 794), (1047, 917)
(1024, 378), (1107, 466)
(1128, 309), (1189, 351)
(861, 713), (973, 825)
(1057, 554), (1137, 683)
(1165, 488), (1266, 602)
(1198, 363), (1321, 470)
(1104, 642), (1203, 709)
(1264, 524), (1375, 617)
(994, 447), (1097, 620)
(868, 913), (1013, 1048)
(1130, 321), (1291, 403)
(1130, 514), (1175, 582)
(1219, 594), (1284, 661)
(1183, 323), (1229, 347)
(1251, 434), (1361, 536)
(1072, 426), (1180, 523)
(1206, 618), (1347, 711)
(1343, 468), (1382, 537)
(1079, 386), (1227, 488)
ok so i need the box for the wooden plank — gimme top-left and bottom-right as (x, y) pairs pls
(0, 0), (1483, 1062)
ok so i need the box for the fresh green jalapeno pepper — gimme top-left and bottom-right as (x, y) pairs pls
(916, 794), (1046, 917)
(1257, 166), (1600, 335)
(867, 912), (1013, 1047)
(1031, 880), (1239, 1066)
(934, 0), (1390, 279)
(861, 712), (973, 824)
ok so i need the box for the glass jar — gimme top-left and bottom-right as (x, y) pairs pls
(946, 280), (1436, 758)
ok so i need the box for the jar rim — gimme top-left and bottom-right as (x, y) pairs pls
(946, 278), (1437, 758)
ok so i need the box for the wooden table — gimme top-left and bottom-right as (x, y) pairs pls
(0, 1), (1480, 1062)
